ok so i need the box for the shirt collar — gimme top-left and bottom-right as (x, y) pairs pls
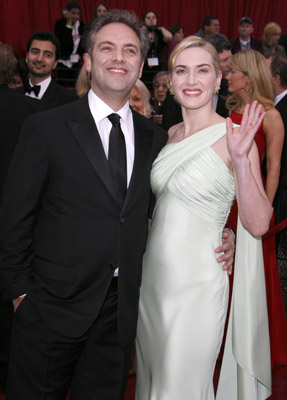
(275, 89), (287, 105)
(88, 88), (131, 123)
(28, 76), (51, 99)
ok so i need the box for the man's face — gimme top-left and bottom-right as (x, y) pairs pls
(205, 19), (220, 35)
(218, 49), (232, 78)
(238, 22), (253, 40)
(153, 74), (170, 103)
(69, 7), (81, 24)
(26, 40), (57, 80)
(84, 23), (143, 106)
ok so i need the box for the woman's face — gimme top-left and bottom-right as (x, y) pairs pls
(271, 33), (280, 45)
(129, 87), (146, 114)
(171, 47), (221, 111)
(174, 29), (184, 43)
(96, 5), (108, 17)
(226, 63), (250, 95)
(8, 74), (23, 89)
(144, 12), (157, 26)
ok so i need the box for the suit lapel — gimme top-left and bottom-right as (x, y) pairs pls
(123, 111), (153, 210)
(67, 96), (116, 202)
(276, 93), (287, 113)
(41, 81), (59, 108)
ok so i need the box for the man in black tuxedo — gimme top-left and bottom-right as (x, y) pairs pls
(17, 30), (78, 109)
(0, 10), (234, 400)
(270, 55), (287, 224)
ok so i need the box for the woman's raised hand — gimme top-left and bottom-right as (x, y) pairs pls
(226, 101), (265, 166)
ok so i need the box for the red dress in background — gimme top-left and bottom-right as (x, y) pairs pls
(227, 112), (287, 369)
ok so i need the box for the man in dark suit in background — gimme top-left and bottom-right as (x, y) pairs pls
(231, 17), (263, 54)
(270, 55), (287, 223)
(0, 11), (234, 399)
(17, 30), (78, 109)
(270, 54), (287, 313)
(0, 42), (41, 392)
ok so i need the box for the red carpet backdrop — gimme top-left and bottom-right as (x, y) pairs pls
(0, 0), (287, 58)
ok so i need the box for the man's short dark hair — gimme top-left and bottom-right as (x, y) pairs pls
(202, 15), (219, 30)
(205, 34), (231, 54)
(26, 31), (61, 60)
(271, 55), (287, 89)
(0, 43), (17, 84)
(66, 1), (81, 11)
(84, 9), (149, 62)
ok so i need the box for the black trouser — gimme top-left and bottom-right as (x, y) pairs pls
(6, 279), (133, 400)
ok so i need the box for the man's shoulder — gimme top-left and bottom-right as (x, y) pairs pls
(132, 110), (167, 134)
(230, 38), (240, 45)
(132, 110), (168, 149)
(25, 96), (86, 126)
(276, 93), (287, 111)
(47, 81), (78, 101)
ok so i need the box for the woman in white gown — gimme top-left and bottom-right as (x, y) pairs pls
(136, 36), (273, 400)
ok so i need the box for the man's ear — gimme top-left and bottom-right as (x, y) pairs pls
(52, 60), (58, 70)
(138, 61), (144, 79)
(83, 52), (92, 73)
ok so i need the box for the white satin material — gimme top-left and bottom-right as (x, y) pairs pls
(136, 123), (271, 400)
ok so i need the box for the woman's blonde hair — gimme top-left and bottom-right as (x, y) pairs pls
(75, 64), (91, 98)
(226, 49), (274, 112)
(262, 22), (281, 47)
(168, 35), (220, 76)
(132, 79), (153, 118)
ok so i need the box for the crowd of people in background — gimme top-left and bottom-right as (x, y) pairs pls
(1, 1), (287, 398)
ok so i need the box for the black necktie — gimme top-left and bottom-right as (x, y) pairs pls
(107, 113), (127, 205)
(25, 84), (41, 97)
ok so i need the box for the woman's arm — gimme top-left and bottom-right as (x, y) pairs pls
(158, 27), (173, 43)
(227, 102), (273, 236)
(263, 107), (284, 204)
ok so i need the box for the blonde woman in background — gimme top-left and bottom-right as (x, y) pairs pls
(226, 48), (287, 369)
(129, 79), (153, 118)
(262, 22), (286, 57)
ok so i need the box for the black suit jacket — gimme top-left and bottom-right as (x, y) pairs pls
(276, 93), (287, 181)
(0, 85), (44, 199)
(0, 96), (167, 347)
(54, 18), (85, 59)
(17, 80), (78, 111)
(231, 37), (263, 54)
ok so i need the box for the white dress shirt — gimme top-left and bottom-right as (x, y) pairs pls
(275, 89), (287, 106)
(88, 89), (135, 187)
(88, 89), (136, 277)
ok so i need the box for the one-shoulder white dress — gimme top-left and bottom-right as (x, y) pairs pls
(136, 124), (271, 400)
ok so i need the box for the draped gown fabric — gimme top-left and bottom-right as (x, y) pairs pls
(229, 112), (287, 369)
(136, 123), (271, 400)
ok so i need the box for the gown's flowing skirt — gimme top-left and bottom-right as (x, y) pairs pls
(136, 190), (229, 400)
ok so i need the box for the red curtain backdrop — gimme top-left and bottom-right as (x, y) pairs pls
(1, 0), (287, 58)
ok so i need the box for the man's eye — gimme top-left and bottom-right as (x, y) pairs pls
(126, 48), (136, 54)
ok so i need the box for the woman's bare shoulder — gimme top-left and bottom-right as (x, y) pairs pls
(167, 122), (184, 143)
